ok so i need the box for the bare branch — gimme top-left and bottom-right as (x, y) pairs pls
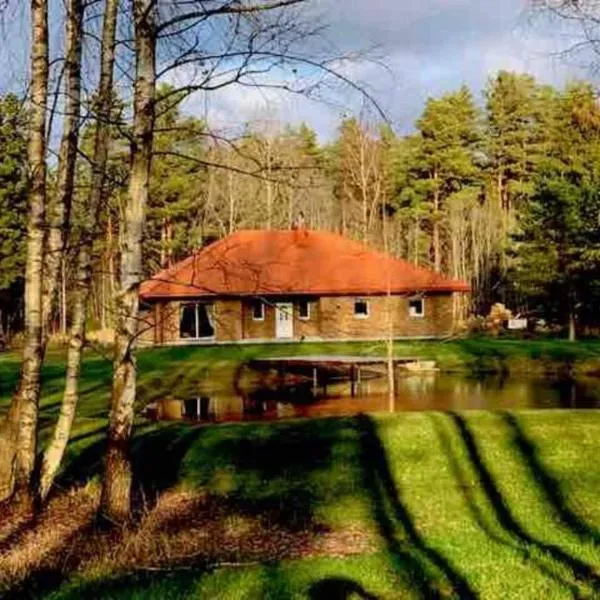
(157, 0), (307, 33)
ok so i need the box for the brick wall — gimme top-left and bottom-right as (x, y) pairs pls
(214, 300), (243, 342)
(316, 294), (454, 339)
(242, 299), (276, 340)
(145, 293), (458, 344)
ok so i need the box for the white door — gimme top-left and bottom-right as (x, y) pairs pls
(275, 303), (294, 339)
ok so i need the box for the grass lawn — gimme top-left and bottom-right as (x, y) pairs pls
(2, 340), (600, 598)
(16, 411), (600, 600)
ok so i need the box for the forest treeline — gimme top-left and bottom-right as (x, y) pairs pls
(3, 72), (600, 339)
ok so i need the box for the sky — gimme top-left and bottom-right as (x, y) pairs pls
(0, 0), (592, 141)
(192, 0), (591, 139)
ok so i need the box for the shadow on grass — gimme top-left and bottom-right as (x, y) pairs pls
(430, 413), (583, 596)
(501, 411), (600, 544)
(3, 418), (352, 598)
(14, 568), (208, 600)
(0, 511), (103, 600)
(449, 412), (600, 592)
(309, 577), (379, 599)
(178, 419), (344, 531)
(130, 424), (206, 507)
(355, 414), (477, 600)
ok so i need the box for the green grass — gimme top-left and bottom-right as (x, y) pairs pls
(3, 340), (600, 598)
(39, 411), (600, 599)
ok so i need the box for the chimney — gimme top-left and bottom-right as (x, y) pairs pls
(292, 211), (306, 231)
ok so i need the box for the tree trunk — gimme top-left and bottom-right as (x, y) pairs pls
(159, 217), (167, 268)
(413, 217), (420, 266)
(101, 0), (156, 523)
(381, 189), (394, 411)
(107, 212), (115, 327)
(568, 312), (576, 342)
(265, 141), (273, 230)
(38, 0), (119, 503)
(568, 287), (577, 343)
(432, 179), (441, 273)
(41, 0), (83, 348)
(60, 257), (67, 335)
(228, 169), (235, 233)
(0, 0), (50, 505)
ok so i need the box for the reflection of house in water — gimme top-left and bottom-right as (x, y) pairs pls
(180, 385), (317, 422)
(139, 230), (470, 346)
(147, 373), (599, 424)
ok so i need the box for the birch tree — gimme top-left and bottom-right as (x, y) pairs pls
(41, 0), (83, 347)
(38, 0), (119, 502)
(101, 0), (156, 522)
(0, 0), (49, 505)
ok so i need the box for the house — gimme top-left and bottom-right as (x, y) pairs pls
(138, 229), (470, 345)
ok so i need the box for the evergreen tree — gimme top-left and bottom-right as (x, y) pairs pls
(0, 94), (28, 337)
(411, 86), (482, 272)
(0, 94), (28, 291)
(145, 85), (207, 273)
(515, 83), (600, 339)
(485, 71), (545, 219)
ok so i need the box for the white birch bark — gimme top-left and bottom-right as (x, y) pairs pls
(38, 0), (119, 502)
(101, 0), (156, 522)
(0, 0), (50, 505)
(41, 0), (83, 347)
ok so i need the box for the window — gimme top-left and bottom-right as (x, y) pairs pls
(298, 300), (310, 320)
(179, 303), (215, 339)
(354, 299), (369, 318)
(252, 300), (265, 321)
(409, 298), (424, 318)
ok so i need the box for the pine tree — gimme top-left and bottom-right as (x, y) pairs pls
(146, 85), (207, 273)
(485, 71), (544, 221)
(411, 86), (481, 272)
(0, 94), (28, 296)
(515, 82), (600, 340)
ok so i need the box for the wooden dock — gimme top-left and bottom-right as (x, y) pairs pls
(248, 356), (436, 396)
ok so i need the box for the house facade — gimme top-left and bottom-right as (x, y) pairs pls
(139, 229), (470, 345)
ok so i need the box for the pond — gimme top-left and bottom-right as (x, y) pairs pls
(147, 372), (600, 424)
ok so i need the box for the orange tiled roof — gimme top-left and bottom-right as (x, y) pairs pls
(140, 229), (471, 299)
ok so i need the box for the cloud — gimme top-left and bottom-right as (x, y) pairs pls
(166, 0), (593, 141)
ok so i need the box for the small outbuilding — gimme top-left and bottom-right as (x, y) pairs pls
(139, 229), (470, 345)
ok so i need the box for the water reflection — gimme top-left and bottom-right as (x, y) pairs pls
(147, 374), (600, 425)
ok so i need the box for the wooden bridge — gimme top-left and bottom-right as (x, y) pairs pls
(248, 355), (437, 396)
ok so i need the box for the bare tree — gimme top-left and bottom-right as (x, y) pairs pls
(101, 0), (157, 523)
(0, 0), (49, 506)
(336, 117), (387, 243)
(98, 0), (384, 521)
(530, 1), (600, 69)
(38, 0), (119, 503)
(41, 0), (84, 348)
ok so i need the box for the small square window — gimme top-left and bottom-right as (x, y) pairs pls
(298, 300), (310, 320)
(252, 300), (265, 321)
(354, 299), (369, 318)
(409, 298), (424, 318)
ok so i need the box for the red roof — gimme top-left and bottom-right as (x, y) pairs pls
(140, 229), (471, 299)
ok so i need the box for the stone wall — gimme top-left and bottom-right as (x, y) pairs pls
(145, 293), (458, 344)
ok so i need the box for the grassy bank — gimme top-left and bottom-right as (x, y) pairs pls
(2, 411), (600, 599)
(2, 337), (600, 446)
(4, 337), (600, 408)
